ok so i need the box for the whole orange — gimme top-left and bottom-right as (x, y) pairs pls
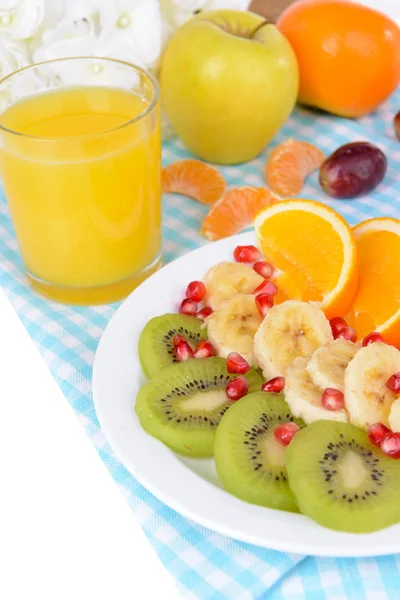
(277, 0), (400, 117)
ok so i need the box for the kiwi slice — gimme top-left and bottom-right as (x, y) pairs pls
(135, 357), (262, 457)
(138, 314), (207, 378)
(286, 421), (400, 533)
(214, 392), (305, 512)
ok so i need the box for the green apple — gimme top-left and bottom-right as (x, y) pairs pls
(160, 9), (299, 165)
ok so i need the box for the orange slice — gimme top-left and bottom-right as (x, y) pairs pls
(254, 199), (358, 319)
(346, 218), (400, 345)
(162, 159), (226, 205)
(265, 138), (325, 197)
(201, 187), (277, 241)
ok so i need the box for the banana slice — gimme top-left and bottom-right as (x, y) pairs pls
(253, 300), (333, 379)
(389, 399), (400, 432)
(285, 357), (349, 425)
(307, 339), (360, 394)
(345, 343), (400, 429)
(204, 261), (263, 309)
(207, 293), (262, 367)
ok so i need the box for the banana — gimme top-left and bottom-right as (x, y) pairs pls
(344, 343), (400, 429)
(389, 399), (400, 432)
(204, 261), (263, 309)
(253, 300), (333, 379)
(306, 338), (360, 393)
(206, 293), (262, 367)
(285, 357), (349, 425)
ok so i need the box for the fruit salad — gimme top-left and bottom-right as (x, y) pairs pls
(135, 200), (400, 535)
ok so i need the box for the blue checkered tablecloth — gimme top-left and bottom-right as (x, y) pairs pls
(2, 90), (400, 599)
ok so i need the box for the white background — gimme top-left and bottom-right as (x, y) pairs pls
(1, 3), (400, 600)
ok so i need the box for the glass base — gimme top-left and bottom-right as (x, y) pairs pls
(26, 255), (162, 305)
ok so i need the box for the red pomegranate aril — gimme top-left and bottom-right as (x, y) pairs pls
(321, 388), (345, 411)
(234, 245), (261, 263)
(338, 326), (357, 343)
(253, 279), (278, 297)
(174, 340), (193, 362)
(381, 433), (400, 458)
(226, 352), (251, 374)
(255, 293), (274, 318)
(253, 261), (274, 279)
(329, 316), (347, 339)
(274, 422), (300, 446)
(261, 376), (285, 393)
(386, 373), (400, 394)
(179, 298), (198, 316)
(362, 332), (385, 347)
(226, 376), (249, 401)
(193, 340), (216, 359)
(172, 334), (187, 347)
(367, 423), (391, 447)
(186, 280), (206, 302)
(195, 306), (213, 321)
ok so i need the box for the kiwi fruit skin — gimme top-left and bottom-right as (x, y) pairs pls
(135, 357), (263, 457)
(138, 313), (207, 378)
(214, 392), (305, 512)
(286, 421), (400, 534)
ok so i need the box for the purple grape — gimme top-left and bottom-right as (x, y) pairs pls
(319, 142), (387, 199)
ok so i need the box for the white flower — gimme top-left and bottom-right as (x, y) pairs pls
(0, 37), (31, 112)
(0, 0), (46, 39)
(32, 13), (96, 63)
(98, 0), (162, 70)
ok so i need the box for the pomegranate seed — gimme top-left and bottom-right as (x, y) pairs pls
(172, 334), (187, 347)
(253, 279), (278, 296)
(226, 376), (249, 401)
(261, 376), (285, 393)
(362, 332), (385, 347)
(195, 306), (213, 321)
(367, 423), (391, 447)
(174, 340), (193, 362)
(387, 373), (400, 394)
(234, 245), (261, 263)
(179, 298), (198, 316)
(338, 326), (357, 343)
(255, 293), (274, 318)
(274, 422), (300, 446)
(193, 339), (216, 359)
(381, 433), (400, 458)
(186, 280), (206, 302)
(321, 388), (345, 411)
(253, 261), (273, 279)
(226, 352), (251, 374)
(329, 316), (347, 339)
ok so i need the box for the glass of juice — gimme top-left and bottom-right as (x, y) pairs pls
(0, 57), (161, 304)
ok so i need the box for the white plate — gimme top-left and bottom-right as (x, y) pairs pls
(92, 231), (400, 557)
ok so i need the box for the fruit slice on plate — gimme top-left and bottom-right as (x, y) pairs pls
(162, 159), (226, 204)
(254, 300), (333, 379)
(207, 294), (262, 367)
(344, 343), (400, 429)
(138, 314), (207, 378)
(214, 392), (305, 512)
(346, 218), (400, 345)
(135, 357), (262, 457)
(286, 421), (400, 533)
(307, 338), (360, 394)
(201, 186), (276, 241)
(254, 199), (359, 318)
(204, 261), (263, 309)
(265, 138), (325, 197)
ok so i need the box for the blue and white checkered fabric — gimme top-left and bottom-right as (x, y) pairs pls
(2, 90), (400, 600)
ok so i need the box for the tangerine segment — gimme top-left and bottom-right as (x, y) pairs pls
(201, 187), (277, 241)
(162, 159), (226, 205)
(254, 199), (358, 319)
(346, 219), (400, 346)
(265, 139), (325, 197)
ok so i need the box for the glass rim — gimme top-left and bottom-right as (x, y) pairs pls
(0, 56), (160, 142)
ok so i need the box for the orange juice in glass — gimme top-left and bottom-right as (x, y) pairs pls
(0, 57), (161, 304)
